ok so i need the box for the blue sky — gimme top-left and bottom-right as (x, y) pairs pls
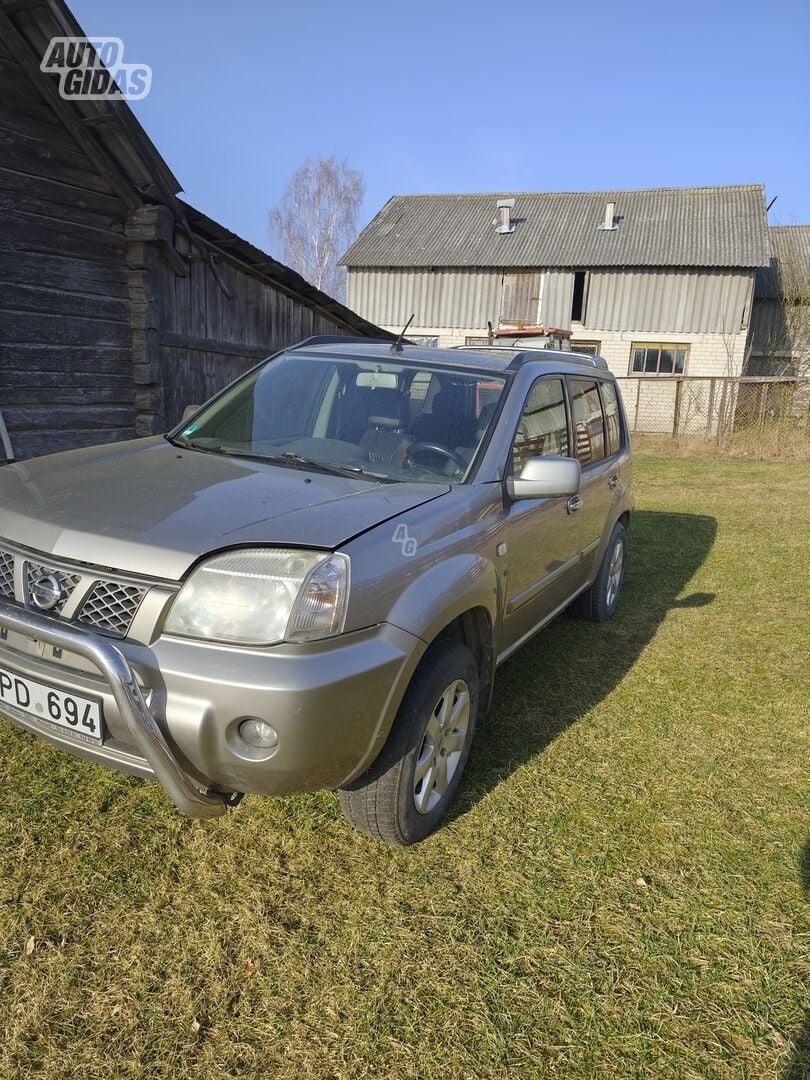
(72, 0), (810, 254)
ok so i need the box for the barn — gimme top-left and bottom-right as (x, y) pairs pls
(0, 0), (387, 463)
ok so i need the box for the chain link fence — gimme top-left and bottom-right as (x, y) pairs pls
(615, 375), (810, 459)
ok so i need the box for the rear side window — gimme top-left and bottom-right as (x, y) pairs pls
(569, 378), (605, 465)
(599, 381), (621, 456)
(512, 377), (569, 472)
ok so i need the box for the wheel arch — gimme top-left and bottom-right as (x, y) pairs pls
(431, 605), (496, 715)
(384, 553), (500, 717)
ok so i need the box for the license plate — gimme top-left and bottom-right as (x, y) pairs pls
(0, 665), (104, 743)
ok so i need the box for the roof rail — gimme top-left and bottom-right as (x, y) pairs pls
(288, 335), (392, 351)
(504, 351), (609, 372)
(454, 344), (609, 372)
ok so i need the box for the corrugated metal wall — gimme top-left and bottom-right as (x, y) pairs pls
(348, 267), (755, 336)
(348, 268), (501, 329)
(583, 270), (752, 334)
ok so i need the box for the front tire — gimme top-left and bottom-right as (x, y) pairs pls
(570, 520), (628, 622)
(339, 639), (479, 845)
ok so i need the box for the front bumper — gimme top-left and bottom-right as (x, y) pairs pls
(0, 598), (424, 817)
(0, 600), (232, 817)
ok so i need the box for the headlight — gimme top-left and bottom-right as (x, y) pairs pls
(164, 548), (349, 645)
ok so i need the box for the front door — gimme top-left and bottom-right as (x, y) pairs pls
(501, 376), (583, 655)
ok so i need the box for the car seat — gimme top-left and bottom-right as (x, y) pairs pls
(358, 391), (413, 464)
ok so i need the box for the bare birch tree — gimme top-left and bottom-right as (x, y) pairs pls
(268, 156), (365, 302)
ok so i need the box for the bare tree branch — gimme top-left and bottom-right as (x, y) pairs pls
(268, 155), (365, 302)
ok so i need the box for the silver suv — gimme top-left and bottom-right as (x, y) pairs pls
(0, 339), (633, 844)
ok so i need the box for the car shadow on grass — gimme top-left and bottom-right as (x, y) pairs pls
(451, 509), (718, 818)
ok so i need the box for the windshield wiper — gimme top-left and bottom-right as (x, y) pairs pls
(167, 434), (215, 453)
(208, 447), (400, 483)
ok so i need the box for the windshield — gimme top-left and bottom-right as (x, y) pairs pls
(171, 352), (507, 484)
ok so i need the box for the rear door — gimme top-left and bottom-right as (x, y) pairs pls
(500, 375), (583, 654)
(567, 376), (621, 576)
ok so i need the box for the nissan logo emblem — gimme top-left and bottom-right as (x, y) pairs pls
(30, 573), (64, 611)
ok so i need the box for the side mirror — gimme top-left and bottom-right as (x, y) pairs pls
(180, 405), (201, 425)
(505, 454), (581, 501)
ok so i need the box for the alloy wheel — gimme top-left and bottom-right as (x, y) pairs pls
(606, 537), (624, 608)
(413, 679), (471, 815)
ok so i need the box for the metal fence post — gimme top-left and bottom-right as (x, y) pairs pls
(706, 378), (716, 437)
(673, 379), (683, 438)
(715, 380), (728, 445)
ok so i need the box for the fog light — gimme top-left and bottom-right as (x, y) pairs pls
(238, 718), (278, 749)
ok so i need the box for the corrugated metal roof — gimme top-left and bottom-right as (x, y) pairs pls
(341, 185), (770, 270)
(755, 225), (810, 299)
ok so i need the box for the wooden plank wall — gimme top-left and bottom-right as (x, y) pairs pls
(155, 232), (352, 427)
(0, 39), (134, 460)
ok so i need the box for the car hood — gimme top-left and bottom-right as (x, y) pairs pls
(0, 437), (450, 580)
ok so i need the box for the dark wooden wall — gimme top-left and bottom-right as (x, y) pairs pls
(154, 232), (353, 428)
(0, 37), (134, 460)
(0, 36), (378, 462)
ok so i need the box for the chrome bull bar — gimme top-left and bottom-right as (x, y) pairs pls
(0, 598), (234, 819)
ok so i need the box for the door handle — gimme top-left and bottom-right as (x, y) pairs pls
(607, 472), (620, 489)
(567, 495), (583, 514)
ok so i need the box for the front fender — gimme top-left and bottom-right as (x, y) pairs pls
(385, 552), (501, 648)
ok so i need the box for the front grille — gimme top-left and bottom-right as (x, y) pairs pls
(0, 545), (152, 639)
(26, 562), (81, 613)
(77, 581), (146, 635)
(0, 551), (14, 598)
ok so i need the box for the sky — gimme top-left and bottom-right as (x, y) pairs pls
(71, 0), (810, 256)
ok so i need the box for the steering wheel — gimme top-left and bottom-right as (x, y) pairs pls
(405, 441), (467, 475)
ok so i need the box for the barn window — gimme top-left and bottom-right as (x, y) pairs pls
(571, 271), (588, 322)
(570, 340), (601, 356)
(500, 272), (541, 325)
(630, 342), (689, 375)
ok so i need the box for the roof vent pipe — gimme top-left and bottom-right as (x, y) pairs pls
(599, 200), (618, 231)
(495, 198), (515, 234)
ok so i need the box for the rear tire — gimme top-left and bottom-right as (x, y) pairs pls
(570, 520), (627, 622)
(339, 639), (479, 845)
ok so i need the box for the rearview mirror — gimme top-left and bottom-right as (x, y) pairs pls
(181, 405), (201, 425)
(505, 455), (581, 501)
(356, 371), (398, 389)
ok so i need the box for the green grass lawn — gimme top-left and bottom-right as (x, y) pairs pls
(0, 455), (807, 1079)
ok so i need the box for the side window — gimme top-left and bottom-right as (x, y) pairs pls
(511, 378), (569, 473)
(599, 381), (621, 456)
(569, 378), (606, 465)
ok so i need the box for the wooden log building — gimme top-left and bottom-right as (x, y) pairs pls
(0, 0), (388, 462)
